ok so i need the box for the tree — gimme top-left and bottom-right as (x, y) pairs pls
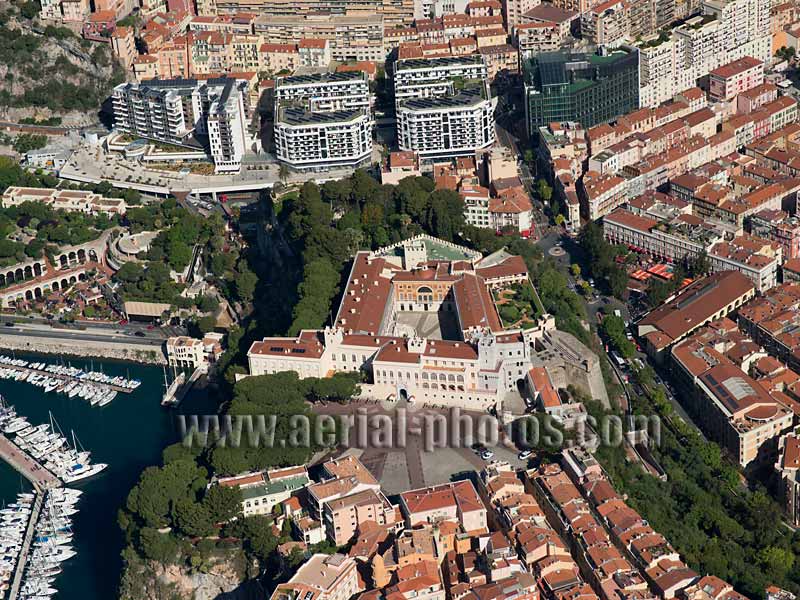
(210, 446), (253, 476)
(288, 258), (340, 336)
(758, 546), (794, 581)
(499, 304), (520, 323)
(570, 263), (581, 278)
(197, 294), (219, 313)
(536, 179), (552, 203)
(225, 516), (278, 562)
(686, 250), (710, 278)
(12, 134), (47, 154)
(776, 46), (796, 62)
(19, 1), (39, 19)
(607, 267), (628, 300)
(197, 315), (216, 334)
(125, 459), (208, 528)
(173, 498), (214, 538)
(235, 266), (258, 303)
(138, 528), (180, 564)
(203, 485), (242, 524)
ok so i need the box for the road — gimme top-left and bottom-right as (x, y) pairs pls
(0, 314), (184, 339)
(0, 324), (164, 347)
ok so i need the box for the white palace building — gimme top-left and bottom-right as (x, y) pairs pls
(247, 236), (604, 413)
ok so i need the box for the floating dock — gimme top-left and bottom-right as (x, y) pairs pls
(1, 362), (135, 394)
(7, 493), (43, 600)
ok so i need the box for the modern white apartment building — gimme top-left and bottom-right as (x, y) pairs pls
(274, 109), (373, 170)
(393, 55), (488, 103)
(398, 87), (495, 158)
(394, 56), (494, 158)
(275, 72), (372, 113)
(274, 72), (374, 170)
(111, 77), (252, 172)
(207, 79), (251, 172)
(637, 0), (771, 108)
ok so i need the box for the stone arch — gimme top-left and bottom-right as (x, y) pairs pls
(77, 249), (87, 263)
(0, 274), (5, 287)
(68, 251), (76, 264)
(60, 278), (69, 289)
(23, 265), (32, 279)
(89, 249), (98, 262)
(24, 290), (33, 301)
(14, 268), (23, 281)
(416, 285), (433, 303)
(78, 272), (87, 281)
(69, 276), (77, 284)
(51, 281), (59, 291)
(59, 255), (68, 268)
(33, 263), (42, 277)
(34, 287), (42, 299)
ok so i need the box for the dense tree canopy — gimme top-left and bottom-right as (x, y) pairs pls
(578, 221), (629, 300)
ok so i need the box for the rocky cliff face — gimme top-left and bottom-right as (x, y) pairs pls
(0, 11), (124, 125)
(119, 546), (260, 600)
(159, 561), (247, 600)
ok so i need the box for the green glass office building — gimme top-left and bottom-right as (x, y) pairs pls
(524, 48), (640, 133)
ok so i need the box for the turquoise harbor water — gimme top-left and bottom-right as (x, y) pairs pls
(0, 353), (215, 600)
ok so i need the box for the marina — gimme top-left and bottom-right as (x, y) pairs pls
(2, 488), (82, 600)
(0, 350), (217, 600)
(0, 352), (210, 600)
(0, 356), (142, 408)
(2, 409), (107, 487)
(0, 400), (93, 600)
(0, 437), (59, 492)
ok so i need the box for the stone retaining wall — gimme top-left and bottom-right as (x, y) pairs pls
(0, 334), (167, 365)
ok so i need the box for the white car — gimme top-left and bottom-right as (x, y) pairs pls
(480, 450), (494, 460)
(517, 449), (533, 460)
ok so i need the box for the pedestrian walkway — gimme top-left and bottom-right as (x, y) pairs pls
(0, 435), (61, 490)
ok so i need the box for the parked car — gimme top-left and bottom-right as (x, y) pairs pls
(517, 449), (533, 460)
(480, 449), (494, 461)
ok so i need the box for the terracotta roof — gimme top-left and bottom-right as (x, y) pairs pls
(453, 273), (503, 332)
(710, 56), (763, 79)
(528, 367), (560, 408)
(335, 252), (395, 335)
(639, 272), (754, 344)
(401, 480), (485, 518)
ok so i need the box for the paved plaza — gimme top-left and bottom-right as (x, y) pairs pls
(314, 400), (530, 496)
